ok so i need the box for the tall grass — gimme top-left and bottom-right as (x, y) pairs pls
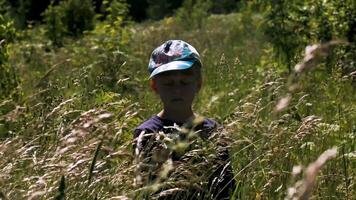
(0, 6), (354, 200)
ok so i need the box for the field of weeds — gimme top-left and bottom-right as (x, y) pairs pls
(0, 1), (355, 199)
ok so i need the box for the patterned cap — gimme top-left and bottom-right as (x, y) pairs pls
(148, 40), (201, 79)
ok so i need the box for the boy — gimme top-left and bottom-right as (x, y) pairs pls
(134, 40), (234, 199)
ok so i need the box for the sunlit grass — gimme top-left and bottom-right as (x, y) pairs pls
(0, 8), (354, 200)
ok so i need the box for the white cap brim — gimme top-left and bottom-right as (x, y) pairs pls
(149, 60), (194, 79)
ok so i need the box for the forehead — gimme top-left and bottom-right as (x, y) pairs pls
(155, 69), (195, 79)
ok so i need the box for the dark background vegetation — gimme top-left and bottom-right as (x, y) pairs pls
(1, 0), (241, 26)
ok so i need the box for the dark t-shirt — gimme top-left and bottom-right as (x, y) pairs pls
(133, 115), (217, 153)
(133, 115), (235, 199)
(134, 115), (217, 138)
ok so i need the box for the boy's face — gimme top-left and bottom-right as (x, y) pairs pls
(152, 70), (201, 111)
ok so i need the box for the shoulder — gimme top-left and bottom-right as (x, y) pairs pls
(136, 115), (161, 130)
(199, 118), (219, 131)
(134, 116), (164, 138)
(194, 118), (219, 138)
(202, 118), (218, 128)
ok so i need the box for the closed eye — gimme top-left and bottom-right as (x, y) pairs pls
(181, 81), (191, 85)
(163, 81), (174, 86)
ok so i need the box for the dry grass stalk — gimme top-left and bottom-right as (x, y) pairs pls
(46, 98), (74, 119)
(299, 148), (338, 199)
(287, 147), (338, 200)
(294, 41), (348, 73)
(35, 59), (71, 88)
(153, 188), (185, 199)
(294, 115), (322, 140)
(0, 99), (138, 199)
(274, 40), (348, 113)
(0, 39), (5, 46)
(109, 196), (132, 200)
(274, 94), (292, 113)
(0, 105), (26, 122)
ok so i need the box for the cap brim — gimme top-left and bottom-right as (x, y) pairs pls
(149, 60), (194, 79)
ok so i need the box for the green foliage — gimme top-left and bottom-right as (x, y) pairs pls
(260, 0), (355, 72)
(60, 0), (95, 37)
(0, 0), (10, 16)
(146, 0), (168, 20)
(0, 14), (18, 100)
(2, 0), (31, 29)
(43, 2), (66, 46)
(146, 0), (179, 20)
(262, 0), (310, 71)
(175, 0), (212, 29)
(0, 16), (17, 62)
(102, 0), (130, 25)
(210, 0), (238, 14)
(43, 0), (95, 45)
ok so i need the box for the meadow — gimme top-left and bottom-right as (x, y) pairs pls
(0, 1), (355, 199)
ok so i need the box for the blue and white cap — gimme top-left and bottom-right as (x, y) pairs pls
(148, 40), (201, 79)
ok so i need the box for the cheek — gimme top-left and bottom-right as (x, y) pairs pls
(190, 83), (201, 93)
(184, 85), (200, 99)
(156, 88), (171, 100)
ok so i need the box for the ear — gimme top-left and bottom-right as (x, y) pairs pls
(150, 79), (158, 93)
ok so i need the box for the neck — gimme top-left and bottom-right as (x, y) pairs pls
(158, 107), (195, 123)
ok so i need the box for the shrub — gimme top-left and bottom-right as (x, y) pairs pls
(0, 14), (18, 100)
(260, 0), (355, 73)
(210, 0), (239, 14)
(102, 0), (130, 25)
(146, 0), (182, 20)
(175, 0), (212, 29)
(43, 0), (95, 45)
(42, 2), (66, 46)
(61, 0), (95, 37)
(0, 0), (10, 16)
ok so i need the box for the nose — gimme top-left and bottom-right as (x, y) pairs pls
(172, 85), (183, 95)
